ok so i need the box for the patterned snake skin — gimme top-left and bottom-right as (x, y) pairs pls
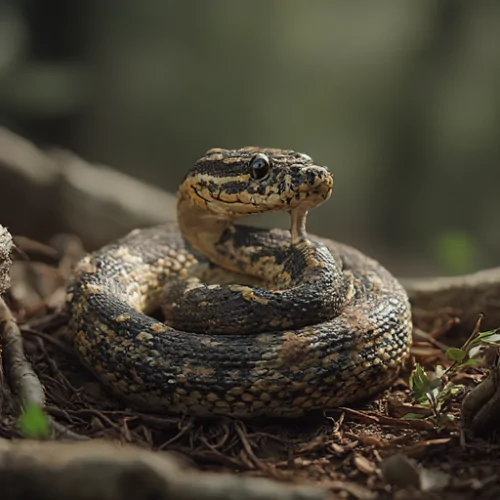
(66, 148), (412, 418)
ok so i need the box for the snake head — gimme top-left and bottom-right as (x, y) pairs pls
(180, 147), (333, 217)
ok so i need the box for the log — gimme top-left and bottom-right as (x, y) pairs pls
(0, 438), (329, 500)
(0, 126), (176, 250)
(402, 269), (500, 331)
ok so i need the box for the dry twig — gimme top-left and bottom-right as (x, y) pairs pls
(0, 297), (85, 440)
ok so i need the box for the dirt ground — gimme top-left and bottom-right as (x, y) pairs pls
(1, 234), (500, 500)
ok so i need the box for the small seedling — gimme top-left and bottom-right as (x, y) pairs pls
(404, 320), (500, 430)
(18, 404), (50, 439)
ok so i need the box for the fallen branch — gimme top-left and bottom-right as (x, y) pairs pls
(0, 297), (84, 440)
(0, 438), (329, 500)
(402, 268), (500, 331)
(0, 297), (44, 408)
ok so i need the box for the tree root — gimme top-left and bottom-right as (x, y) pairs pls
(0, 296), (85, 440)
(0, 225), (13, 296)
(0, 438), (329, 500)
(402, 267), (500, 332)
(461, 356), (500, 438)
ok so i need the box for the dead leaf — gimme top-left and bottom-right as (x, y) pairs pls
(353, 454), (377, 475)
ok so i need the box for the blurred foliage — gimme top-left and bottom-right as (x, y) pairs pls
(0, 0), (499, 276)
(432, 230), (479, 275)
(18, 404), (50, 439)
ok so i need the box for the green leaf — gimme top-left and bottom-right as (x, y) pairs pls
(402, 412), (428, 420)
(475, 330), (500, 345)
(461, 358), (480, 367)
(409, 364), (442, 404)
(480, 333), (500, 344)
(477, 330), (497, 339)
(409, 364), (428, 402)
(446, 347), (467, 362)
(441, 382), (465, 397)
(436, 413), (456, 431)
(410, 364), (427, 391)
(18, 404), (50, 439)
(467, 345), (482, 359)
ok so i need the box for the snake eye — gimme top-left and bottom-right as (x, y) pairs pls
(249, 154), (270, 180)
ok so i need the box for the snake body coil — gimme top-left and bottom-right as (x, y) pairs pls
(66, 148), (412, 418)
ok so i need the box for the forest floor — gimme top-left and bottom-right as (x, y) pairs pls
(1, 234), (500, 500)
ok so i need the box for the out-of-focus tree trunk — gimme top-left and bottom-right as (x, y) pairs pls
(0, 127), (176, 251)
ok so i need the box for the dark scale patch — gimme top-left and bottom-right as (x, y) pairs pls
(306, 170), (317, 186)
(188, 157), (247, 178)
(291, 170), (302, 185)
(206, 180), (218, 193)
(187, 147), (315, 180)
(257, 183), (268, 195)
(218, 226), (291, 266)
(220, 180), (248, 196)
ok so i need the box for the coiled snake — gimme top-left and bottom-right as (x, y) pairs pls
(66, 147), (412, 418)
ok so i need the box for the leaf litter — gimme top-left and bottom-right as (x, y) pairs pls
(2, 234), (500, 499)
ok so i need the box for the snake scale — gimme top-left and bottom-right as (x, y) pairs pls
(66, 147), (412, 418)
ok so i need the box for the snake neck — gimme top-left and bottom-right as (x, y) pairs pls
(177, 189), (234, 265)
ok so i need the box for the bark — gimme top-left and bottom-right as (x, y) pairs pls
(0, 225), (13, 296)
(0, 438), (329, 500)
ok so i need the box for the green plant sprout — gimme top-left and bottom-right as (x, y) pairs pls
(404, 321), (500, 430)
(18, 404), (50, 439)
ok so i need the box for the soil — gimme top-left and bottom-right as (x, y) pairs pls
(2, 234), (500, 500)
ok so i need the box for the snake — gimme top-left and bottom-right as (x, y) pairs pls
(66, 147), (413, 418)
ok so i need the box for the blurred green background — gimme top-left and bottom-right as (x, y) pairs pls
(1, 0), (499, 277)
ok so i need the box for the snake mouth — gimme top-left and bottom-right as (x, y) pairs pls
(184, 165), (333, 218)
(286, 165), (333, 210)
